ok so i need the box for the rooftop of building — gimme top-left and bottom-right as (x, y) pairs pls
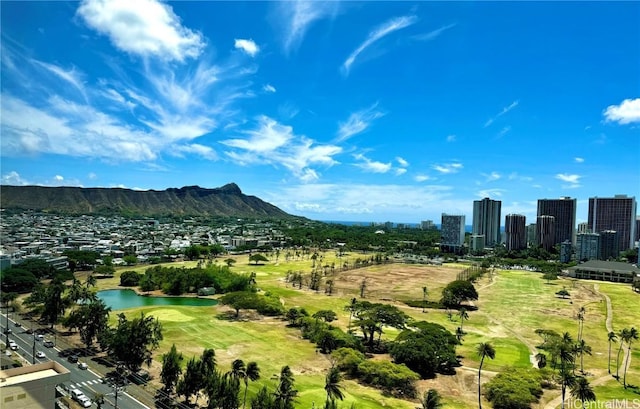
(0, 361), (70, 387)
(567, 260), (639, 273)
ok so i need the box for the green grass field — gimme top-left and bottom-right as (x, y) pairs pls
(90, 256), (639, 409)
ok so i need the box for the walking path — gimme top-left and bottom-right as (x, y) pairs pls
(543, 284), (631, 409)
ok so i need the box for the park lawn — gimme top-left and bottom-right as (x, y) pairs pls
(590, 378), (640, 407)
(113, 304), (414, 409)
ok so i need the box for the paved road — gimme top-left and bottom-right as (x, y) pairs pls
(1, 313), (149, 409)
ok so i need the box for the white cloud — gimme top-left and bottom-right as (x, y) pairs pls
(477, 189), (505, 198)
(574, 157), (584, 163)
(263, 84), (276, 93)
(336, 103), (385, 141)
(481, 172), (501, 182)
(76, 0), (205, 62)
(395, 168), (407, 176)
(32, 60), (87, 100)
(508, 172), (533, 182)
(414, 174), (432, 182)
(446, 134), (456, 142)
(266, 183), (465, 221)
(277, 1), (338, 54)
(484, 100), (519, 128)
(222, 116), (341, 182)
(342, 15), (417, 76)
(1, 171), (30, 185)
(54, 175), (64, 181)
(432, 162), (463, 174)
(353, 153), (392, 173)
(172, 143), (218, 160)
(603, 98), (640, 124)
(396, 157), (409, 167)
(555, 173), (581, 184)
(234, 39), (260, 56)
(412, 23), (457, 41)
(497, 126), (511, 138)
(88, 172), (97, 180)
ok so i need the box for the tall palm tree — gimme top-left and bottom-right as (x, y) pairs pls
(422, 286), (428, 313)
(570, 376), (596, 409)
(242, 361), (260, 409)
(324, 366), (344, 405)
(576, 306), (585, 341)
(421, 389), (443, 409)
(576, 339), (591, 374)
(607, 331), (617, 374)
(623, 327), (638, 388)
(555, 332), (576, 409)
(616, 328), (630, 379)
(458, 307), (469, 332)
(476, 342), (496, 409)
(274, 365), (298, 409)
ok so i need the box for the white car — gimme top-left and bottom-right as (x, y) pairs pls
(77, 395), (92, 408)
(35, 334), (44, 341)
(35, 351), (45, 359)
(8, 341), (18, 351)
(78, 362), (88, 370)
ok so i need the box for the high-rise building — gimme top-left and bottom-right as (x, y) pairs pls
(636, 217), (640, 242)
(472, 198), (502, 247)
(505, 214), (527, 251)
(537, 215), (556, 251)
(588, 195), (637, 251)
(420, 220), (435, 230)
(537, 197), (577, 245)
(577, 222), (590, 234)
(527, 223), (537, 246)
(441, 214), (465, 252)
(599, 230), (620, 260)
(577, 233), (600, 261)
(560, 240), (572, 263)
(470, 234), (485, 253)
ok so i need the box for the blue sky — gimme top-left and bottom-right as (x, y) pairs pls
(1, 1), (639, 225)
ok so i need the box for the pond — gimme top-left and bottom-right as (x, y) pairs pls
(97, 289), (218, 310)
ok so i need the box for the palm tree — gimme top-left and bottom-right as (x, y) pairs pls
(576, 339), (591, 374)
(570, 376), (596, 409)
(476, 342), (496, 409)
(242, 361), (260, 409)
(456, 327), (465, 343)
(576, 306), (585, 341)
(274, 365), (298, 409)
(420, 389), (443, 409)
(324, 366), (344, 405)
(615, 328), (630, 379)
(607, 331), (617, 374)
(93, 392), (105, 409)
(558, 333), (576, 409)
(458, 307), (469, 332)
(422, 286), (428, 313)
(623, 327), (638, 388)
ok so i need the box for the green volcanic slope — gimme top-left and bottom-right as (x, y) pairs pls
(0, 183), (293, 218)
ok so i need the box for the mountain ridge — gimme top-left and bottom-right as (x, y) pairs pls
(0, 183), (294, 218)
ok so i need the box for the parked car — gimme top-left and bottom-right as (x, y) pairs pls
(68, 354), (79, 363)
(36, 351), (46, 359)
(14, 321), (21, 327)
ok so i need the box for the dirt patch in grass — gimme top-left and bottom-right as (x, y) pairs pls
(328, 263), (464, 301)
